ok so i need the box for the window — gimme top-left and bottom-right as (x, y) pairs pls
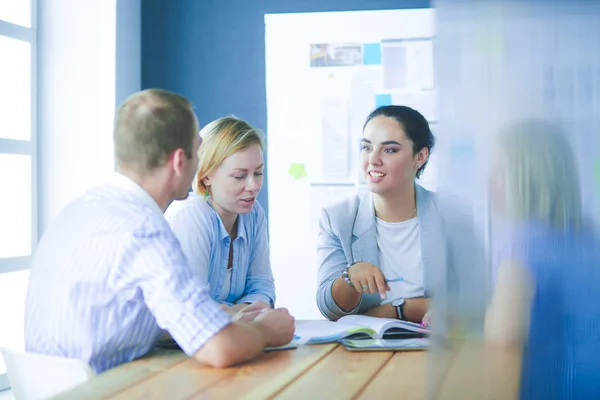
(0, 0), (36, 391)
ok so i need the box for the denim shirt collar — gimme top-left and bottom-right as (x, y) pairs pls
(206, 199), (248, 242)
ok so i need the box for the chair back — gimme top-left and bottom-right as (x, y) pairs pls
(1, 348), (94, 400)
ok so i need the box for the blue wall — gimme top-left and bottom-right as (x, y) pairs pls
(141, 0), (431, 215)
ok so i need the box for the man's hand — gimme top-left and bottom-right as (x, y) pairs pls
(254, 308), (295, 347)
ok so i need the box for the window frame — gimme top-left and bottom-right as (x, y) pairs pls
(0, 0), (37, 392)
(0, 4), (37, 272)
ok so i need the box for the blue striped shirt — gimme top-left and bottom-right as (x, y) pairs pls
(24, 173), (231, 373)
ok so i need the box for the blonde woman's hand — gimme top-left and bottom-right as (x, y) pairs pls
(348, 262), (391, 300)
(229, 301), (271, 322)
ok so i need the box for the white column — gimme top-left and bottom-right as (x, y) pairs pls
(37, 0), (141, 234)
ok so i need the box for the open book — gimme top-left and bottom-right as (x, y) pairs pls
(341, 337), (429, 351)
(294, 315), (430, 345)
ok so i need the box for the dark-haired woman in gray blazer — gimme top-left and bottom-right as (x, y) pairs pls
(316, 106), (487, 332)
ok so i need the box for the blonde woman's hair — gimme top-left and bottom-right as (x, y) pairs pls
(495, 119), (582, 229)
(194, 116), (265, 195)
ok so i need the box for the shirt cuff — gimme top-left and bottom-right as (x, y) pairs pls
(170, 299), (231, 357)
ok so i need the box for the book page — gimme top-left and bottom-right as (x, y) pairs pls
(338, 315), (430, 337)
(342, 337), (429, 350)
(338, 315), (396, 337)
(293, 320), (373, 344)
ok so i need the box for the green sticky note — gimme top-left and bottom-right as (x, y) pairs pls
(347, 327), (377, 336)
(594, 159), (600, 193)
(288, 163), (307, 180)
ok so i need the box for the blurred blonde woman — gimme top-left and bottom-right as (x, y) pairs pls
(485, 120), (600, 399)
(165, 116), (275, 314)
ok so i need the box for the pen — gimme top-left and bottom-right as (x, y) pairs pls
(385, 277), (404, 283)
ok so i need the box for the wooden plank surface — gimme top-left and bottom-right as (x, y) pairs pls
(274, 345), (394, 400)
(356, 351), (427, 400)
(191, 344), (337, 400)
(109, 357), (234, 400)
(53, 349), (187, 400)
(52, 335), (438, 399)
(433, 341), (489, 399)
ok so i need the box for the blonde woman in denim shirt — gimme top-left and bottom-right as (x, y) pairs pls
(166, 117), (275, 314)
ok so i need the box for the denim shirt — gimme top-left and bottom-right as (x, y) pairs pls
(494, 221), (600, 399)
(165, 194), (276, 306)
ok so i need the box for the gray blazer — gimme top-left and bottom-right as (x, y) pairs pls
(316, 184), (488, 329)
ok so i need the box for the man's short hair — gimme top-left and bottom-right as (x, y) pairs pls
(114, 89), (198, 172)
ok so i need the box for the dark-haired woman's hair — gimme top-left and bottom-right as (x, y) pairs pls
(363, 105), (435, 179)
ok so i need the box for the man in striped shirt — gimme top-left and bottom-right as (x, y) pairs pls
(24, 89), (294, 373)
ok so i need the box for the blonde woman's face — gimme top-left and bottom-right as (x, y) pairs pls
(204, 144), (264, 215)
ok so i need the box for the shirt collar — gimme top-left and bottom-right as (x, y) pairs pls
(206, 199), (247, 241)
(108, 172), (164, 218)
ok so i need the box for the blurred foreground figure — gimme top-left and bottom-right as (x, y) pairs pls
(485, 121), (600, 399)
(433, 0), (600, 398)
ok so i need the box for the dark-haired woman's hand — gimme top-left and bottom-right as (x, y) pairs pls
(421, 309), (433, 328)
(348, 262), (391, 300)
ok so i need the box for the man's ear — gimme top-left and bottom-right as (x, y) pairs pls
(171, 148), (186, 176)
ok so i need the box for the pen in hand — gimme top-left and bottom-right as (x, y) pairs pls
(374, 277), (403, 300)
(385, 277), (404, 283)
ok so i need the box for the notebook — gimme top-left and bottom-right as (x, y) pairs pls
(293, 315), (430, 345)
(341, 337), (429, 351)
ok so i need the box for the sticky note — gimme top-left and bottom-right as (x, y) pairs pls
(375, 94), (392, 108)
(288, 163), (307, 180)
(363, 43), (382, 65)
(450, 141), (475, 159)
(594, 158), (600, 193)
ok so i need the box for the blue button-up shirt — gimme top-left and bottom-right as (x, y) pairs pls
(165, 194), (276, 307)
(24, 173), (230, 373)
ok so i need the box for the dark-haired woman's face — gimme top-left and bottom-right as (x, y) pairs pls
(361, 116), (425, 195)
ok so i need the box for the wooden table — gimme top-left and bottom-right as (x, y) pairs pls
(54, 344), (427, 399)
